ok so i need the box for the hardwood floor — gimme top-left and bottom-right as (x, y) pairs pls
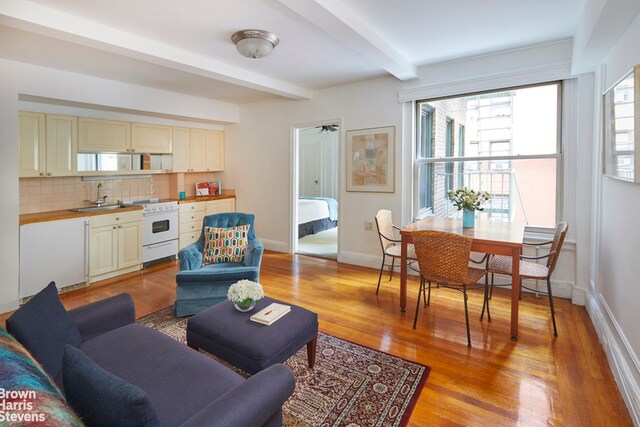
(2, 252), (633, 426)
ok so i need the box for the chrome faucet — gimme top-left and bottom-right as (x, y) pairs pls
(90, 183), (108, 207)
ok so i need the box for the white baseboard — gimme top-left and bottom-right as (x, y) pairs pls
(0, 299), (19, 315)
(586, 283), (640, 426)
(261, 239), (289, 253)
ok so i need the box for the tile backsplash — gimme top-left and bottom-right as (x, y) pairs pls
(20, 175), (171, 214)
(19, 172), (226, 214)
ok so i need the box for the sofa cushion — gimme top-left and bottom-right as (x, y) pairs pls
(0, 328), (83, 426)
(62, 345), (160, 427)
(80, 323), (244, 426)
(5, 281), (82, 381)
(203, 224), (250, 264)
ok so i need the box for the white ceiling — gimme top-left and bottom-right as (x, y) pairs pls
(0, 0), (586, 104)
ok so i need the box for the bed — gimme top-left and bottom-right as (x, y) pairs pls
(298, 197), (338, 238)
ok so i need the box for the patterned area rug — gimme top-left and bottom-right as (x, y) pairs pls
(138, 308), (430, 427)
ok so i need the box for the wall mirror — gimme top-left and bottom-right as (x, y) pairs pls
(603, 65), (640, 182)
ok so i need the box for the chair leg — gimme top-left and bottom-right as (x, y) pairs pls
(427, 280), (432, 306)
(413, 277), (424, 329)
(423, 279), (428, 308)
(480, 274), (491, 322)
(388, 257), (395, 281)
(376, 254), (386, 294)
(546, 278), (558, 337)
(489, 273), (495, 299)
(463, 286), (472, 348)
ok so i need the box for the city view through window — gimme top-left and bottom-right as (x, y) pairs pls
(415, 83), (560, 228)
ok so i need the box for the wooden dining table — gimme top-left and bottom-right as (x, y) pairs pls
(400, 216), (525, 340)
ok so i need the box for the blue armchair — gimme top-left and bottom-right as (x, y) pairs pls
(175, 212), (264, 317)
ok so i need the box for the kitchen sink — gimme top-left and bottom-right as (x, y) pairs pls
(69, 205), (127, 213)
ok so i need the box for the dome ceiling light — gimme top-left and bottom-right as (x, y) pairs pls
(231, 29), (279, 59)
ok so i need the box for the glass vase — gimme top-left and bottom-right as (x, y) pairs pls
(233, 300), (256, 312)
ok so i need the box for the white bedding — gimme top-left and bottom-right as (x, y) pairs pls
(298, 198), (330, 224)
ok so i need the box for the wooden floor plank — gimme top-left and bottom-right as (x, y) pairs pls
(1, 252), (633, 426)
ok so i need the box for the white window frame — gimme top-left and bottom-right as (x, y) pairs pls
(413, 81), (563, 232)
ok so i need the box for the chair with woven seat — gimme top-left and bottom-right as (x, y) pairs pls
(411, 230), (488, 348)
(374, 209), (417, 294)
(482, 221), (568, 336)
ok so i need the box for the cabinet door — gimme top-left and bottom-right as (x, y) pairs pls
(90, 225), (118, 277)
(205, 130), (224, 171)
(189, 129), (206, 172)
(205, 199), (235, 215)
(79, 118), (130, 152)
(45, 115), (77, 176)
(118, 221), (143, 269)
(18, 112), (45, 177)
(131, 123), (172, 153)
(172, 127), (190, 172)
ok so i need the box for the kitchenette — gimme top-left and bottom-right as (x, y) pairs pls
(17, 110), (235, 300)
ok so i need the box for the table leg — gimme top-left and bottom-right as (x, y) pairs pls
(307, 336), (317, 368)
(510, 246), (521, 340)
(400, 235), (408, 312)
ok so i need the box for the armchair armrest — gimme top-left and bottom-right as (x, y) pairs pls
(244, 238), (264, 268)
(67, 293), (135, 342)
(178, 243), (204, 271)
(181, 364), (295, 427)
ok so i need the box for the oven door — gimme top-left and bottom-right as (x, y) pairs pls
(144, 210), (178, 246)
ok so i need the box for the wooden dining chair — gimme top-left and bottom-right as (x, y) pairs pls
(411, 230), (488, 348)
(374, 209), (417, 294)
(482, 221), (568, 336)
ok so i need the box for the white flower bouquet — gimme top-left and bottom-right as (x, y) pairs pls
(227, 280), (264, 306)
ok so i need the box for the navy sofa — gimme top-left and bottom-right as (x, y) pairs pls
(175, 212), (264, 317)
(6, 283), (294, 427)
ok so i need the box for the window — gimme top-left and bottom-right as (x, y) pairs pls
(444, 118), (454, 195)
(414, 82), (561, 228)
(417, 104), (435, 212)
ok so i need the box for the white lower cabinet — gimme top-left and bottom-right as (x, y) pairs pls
(205, 198), (236, 216)
(178, 198), (236, 249)
(90, 211), (142, 281)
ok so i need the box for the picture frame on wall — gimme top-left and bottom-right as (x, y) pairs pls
(346, 126), (395, 192)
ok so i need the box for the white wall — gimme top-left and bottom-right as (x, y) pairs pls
(587, 8), (640, 423)
(0, 58), (240, 311)
(222, 77), (403, 260)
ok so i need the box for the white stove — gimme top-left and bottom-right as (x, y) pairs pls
(122, 198), (179, 264)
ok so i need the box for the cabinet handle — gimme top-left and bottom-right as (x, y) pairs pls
(39, 172), (45, 176)
(131, 148), (135, 152)
(113, 226), (117, 229)
(116, 217), (120, 221)
(47, 173), (52, 176)
(119, 225), (122, 228)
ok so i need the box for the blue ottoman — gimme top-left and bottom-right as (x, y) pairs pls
(186, 297), (318, 374)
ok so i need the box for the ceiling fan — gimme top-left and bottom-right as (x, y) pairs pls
(316, 124), (339, 134)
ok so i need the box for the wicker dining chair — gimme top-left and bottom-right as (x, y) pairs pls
(374, 210), (417, 294)
(411, 230), (488, 348)
(482, 221), (568, 337)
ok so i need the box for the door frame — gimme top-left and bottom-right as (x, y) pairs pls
(290, 118), (342, 258)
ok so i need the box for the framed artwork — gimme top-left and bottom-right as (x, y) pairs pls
(346, 126), (395, 192)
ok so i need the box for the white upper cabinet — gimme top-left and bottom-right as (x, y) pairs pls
(79, 118), (130, 152)
(172, 127), (225, 172)
(205, 130), (225, 171)
(131, 123), (172, 154)
(19, 112), (77, 177)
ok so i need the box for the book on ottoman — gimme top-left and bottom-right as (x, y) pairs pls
(250, 303), (291, 325)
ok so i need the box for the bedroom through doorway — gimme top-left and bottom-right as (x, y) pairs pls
(294, 123), (339, 260)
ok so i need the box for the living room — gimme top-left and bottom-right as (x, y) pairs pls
(0, 0), (639, 425)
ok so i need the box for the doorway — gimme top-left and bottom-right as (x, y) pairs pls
(292, 122), (340, 260)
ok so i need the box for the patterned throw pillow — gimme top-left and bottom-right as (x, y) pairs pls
(202, 224), (250, 264)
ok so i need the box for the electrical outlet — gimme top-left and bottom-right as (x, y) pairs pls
(364, 221), (373, 231)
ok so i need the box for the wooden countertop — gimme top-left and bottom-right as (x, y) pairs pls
(20, 205), (144, 225)
(177, 194), (235, 203)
